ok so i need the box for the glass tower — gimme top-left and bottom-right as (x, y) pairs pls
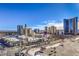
(64, 17), (78, 35)
(17, 25), (23, 35)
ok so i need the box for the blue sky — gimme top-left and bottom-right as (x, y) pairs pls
(0, 3), (79, 30)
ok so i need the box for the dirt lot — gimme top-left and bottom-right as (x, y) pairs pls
(36, 38), (79, 56)
(55, 39), (79, 56)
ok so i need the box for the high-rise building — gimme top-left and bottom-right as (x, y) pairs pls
(17, 25), (24, 35)
(44, 26), (49, 33)
(44, 26), (57, 35)
(22, 24), (35, 37)
(34, 29), (40, 34)
(23, 24), (28, 36)
(49, 26), (57, 34)
(27, 28), (32, 36)
(64, 17), (78, 35)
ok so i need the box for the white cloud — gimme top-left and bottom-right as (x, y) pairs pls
(32, 25), (46, 30)
(46, 22), (63, 30)
(32, 20), (63, 30)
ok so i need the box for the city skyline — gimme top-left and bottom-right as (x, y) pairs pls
(0, 3), (79, 30)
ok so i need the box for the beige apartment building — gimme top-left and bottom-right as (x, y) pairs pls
(45, 26), (57, 35)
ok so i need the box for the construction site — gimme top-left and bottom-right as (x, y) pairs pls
(0, 33), (79, 56)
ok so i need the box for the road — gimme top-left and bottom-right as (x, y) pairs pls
(28, 43), (61, 56)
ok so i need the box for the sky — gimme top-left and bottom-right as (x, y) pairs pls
(0, 3), (79, 30)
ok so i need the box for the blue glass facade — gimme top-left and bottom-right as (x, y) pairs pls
(64, 19), (69, 34)
(64, 17), (78, 35)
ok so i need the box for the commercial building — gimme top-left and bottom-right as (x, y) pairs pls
(27, 28), (34, 36)
(17, 24), (35, 37)
(23, 24), (28, 36)
(34, 29), (40, 34)
(56, 30), (64, 35)
(49, 26), (57, 34)
(45, 26), (49, 33)
(17, 25), (24, 35)
(44, 26), (57, 35)
(64, 17), (78, 35)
